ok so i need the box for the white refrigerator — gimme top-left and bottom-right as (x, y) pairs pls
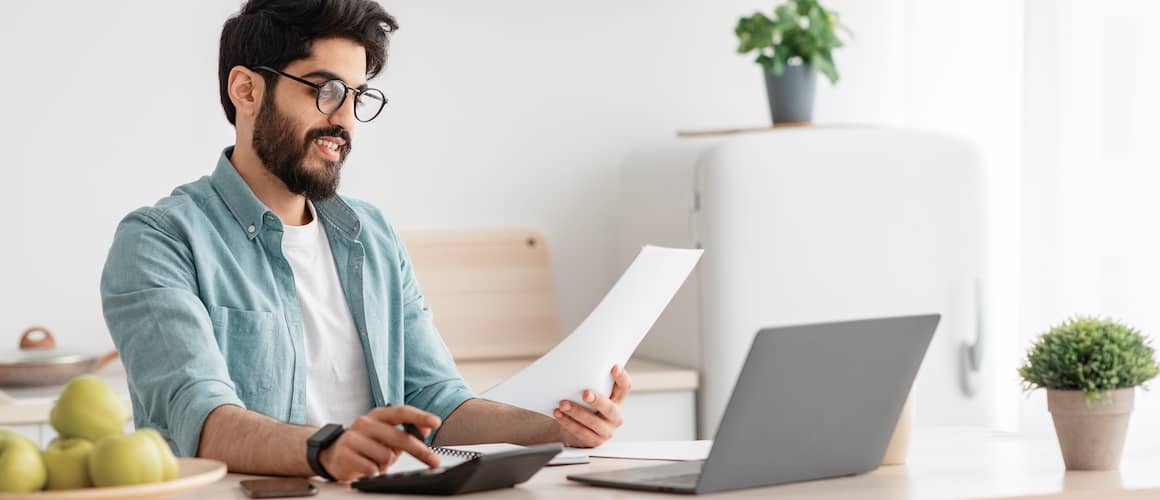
(617, 127), (995, 438)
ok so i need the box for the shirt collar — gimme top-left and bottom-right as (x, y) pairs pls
(209, 146), (361, 241)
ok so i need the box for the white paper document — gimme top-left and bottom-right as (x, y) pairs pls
(387, 447), (472, 475)
(577, 440), (713, 461)
(481, 246), (703, 416)
(387, 443), (585, 474)
(440, 444), (587, 465)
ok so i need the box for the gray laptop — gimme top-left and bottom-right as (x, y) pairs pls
(568, 314), (939, 495)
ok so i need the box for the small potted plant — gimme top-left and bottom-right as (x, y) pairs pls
(1018, 316), (1159, 470)
(734, 0), (849, 125)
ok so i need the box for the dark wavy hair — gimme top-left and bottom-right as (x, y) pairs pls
(218, 0), (399, 125)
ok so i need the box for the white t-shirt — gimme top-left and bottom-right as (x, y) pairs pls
(281, 202), (374, 427)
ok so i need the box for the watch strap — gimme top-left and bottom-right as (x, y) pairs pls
(307, 423), (345, 481)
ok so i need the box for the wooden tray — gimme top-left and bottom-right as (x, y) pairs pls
(0, 458), (226, 500)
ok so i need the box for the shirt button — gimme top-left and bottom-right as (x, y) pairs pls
(247, 224), (256, 233)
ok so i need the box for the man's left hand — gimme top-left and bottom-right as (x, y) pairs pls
(553, 364), (632, 448)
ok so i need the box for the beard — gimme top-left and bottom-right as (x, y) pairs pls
(251, 92), (352, 201)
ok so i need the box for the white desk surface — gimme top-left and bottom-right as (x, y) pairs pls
(183, 427), (1160, 500)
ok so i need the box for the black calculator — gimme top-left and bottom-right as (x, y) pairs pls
(351, 443), (562, 495)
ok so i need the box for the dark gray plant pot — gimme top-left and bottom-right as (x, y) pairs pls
(764, 63), (817, 125)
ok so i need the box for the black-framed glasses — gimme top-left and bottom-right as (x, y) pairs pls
(251, 65), (387, 122)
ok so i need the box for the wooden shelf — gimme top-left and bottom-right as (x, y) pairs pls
(676, 122), (875, 138)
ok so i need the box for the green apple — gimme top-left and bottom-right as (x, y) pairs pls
(137, 428), (179, 480)
(0, 429), (48, 493)
(88, 431), (163, 487)
(43, 437), (95, 490)
(50, 375), (129, 442)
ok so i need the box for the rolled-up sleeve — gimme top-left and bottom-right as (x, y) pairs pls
(389, 228), (475, 434)
(100, 208), (244, 457)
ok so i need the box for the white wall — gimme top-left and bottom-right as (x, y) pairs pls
(0, 0), (905, 353)
(1020, 0), (1160, 436)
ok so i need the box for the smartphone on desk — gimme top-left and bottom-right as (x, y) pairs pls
(240, 477), (319, 498)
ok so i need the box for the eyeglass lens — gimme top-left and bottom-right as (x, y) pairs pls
(317, 80), (387, 122)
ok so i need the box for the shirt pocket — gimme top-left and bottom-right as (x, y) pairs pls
(208, 305), (283, 401)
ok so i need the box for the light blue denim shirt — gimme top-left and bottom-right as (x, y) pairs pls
(100, 147), (475, 457)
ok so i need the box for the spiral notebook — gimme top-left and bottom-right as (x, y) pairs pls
(390, 443), (587, 474)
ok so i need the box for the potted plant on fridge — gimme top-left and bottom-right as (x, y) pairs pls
(1018, 316), (1159, 470)
(734, 0), (849, 125)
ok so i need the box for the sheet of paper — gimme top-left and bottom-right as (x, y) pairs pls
(441, 443), (524, 454)
(482, 246), (703, 416)
(386, 443), (585, 474)
(442, 444), (587, 466)
(386, 444), (512, 475)
(575, 440), (713, 461)
(387, 451), (466, 475)
(545, 448), (589, 465)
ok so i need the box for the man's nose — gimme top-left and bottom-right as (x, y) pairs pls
(328, 91), (358, 133)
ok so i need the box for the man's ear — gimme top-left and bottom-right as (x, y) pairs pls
(228, 66), (263, 120)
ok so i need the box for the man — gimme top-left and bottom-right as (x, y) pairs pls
(100, 0), (631, 482)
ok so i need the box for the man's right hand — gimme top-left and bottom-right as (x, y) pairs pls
(318, 405), (443, 482)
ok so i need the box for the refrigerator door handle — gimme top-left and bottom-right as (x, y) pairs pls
(959, 278), (984, 397)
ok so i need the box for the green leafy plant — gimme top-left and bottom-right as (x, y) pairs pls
(1019, 316), (1160, 401)
(734, 0), (850, 84)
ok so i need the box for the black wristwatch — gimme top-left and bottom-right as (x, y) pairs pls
(307, 423), (345, 481)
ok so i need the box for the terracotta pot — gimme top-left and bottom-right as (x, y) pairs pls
(1047, 388), (1134, 470)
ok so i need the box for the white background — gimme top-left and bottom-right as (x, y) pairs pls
(3, 1), (1156, 434)
(0, 0), (911, 354)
